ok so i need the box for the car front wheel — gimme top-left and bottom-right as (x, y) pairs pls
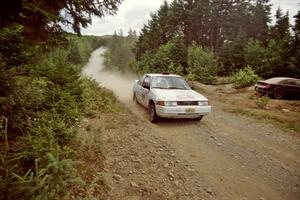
(149, 102), (159, 123)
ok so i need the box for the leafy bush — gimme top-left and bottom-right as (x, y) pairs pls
(187, 43), (217, 84)
(0, 33), (106, 199)
(104, 31), (137, 72)
(255, 96), (270, 109)
(79, 77), (118, 115)
(218, 33), (248, 76)
(128, 36), (186, 75)
(11, 152), (82, 200)
(231, 66), (259, 88)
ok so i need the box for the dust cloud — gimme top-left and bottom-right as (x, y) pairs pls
(82, 48), (137, 103)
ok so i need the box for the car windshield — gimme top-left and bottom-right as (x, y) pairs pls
(151, 76), (191, 90)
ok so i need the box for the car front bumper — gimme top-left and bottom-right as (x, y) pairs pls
(155, 105), (211, 119)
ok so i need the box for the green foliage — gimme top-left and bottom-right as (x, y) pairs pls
(270, 8), (291, 41)
(218, 33), (248, 75)
(133, 0), (299, 79)
(244, 39), (272, 77)
(244, 38), (300, 78)
(255, 96), (270, 109)
(129, 36), (186, 75)
(0, 0), (123, 38)
(231, 66), (259, 88)
(244, 40), (267, 69)
(289, 11), (300, 78)
(79, 77), (118, 115)
(187, 43), (217, 84)
(104, 29), (137, 72)
(134, 1), (179, 59)
(0, 117), (11, 200)
(0, 33), (107, 199)
(9, 152), (82, 200)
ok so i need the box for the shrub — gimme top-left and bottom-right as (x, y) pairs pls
(231, 66), (259, 88)
(79, 77), (118, 115)
(128, 36), (186, 75)
(12, 152), (82, 200)
(187, 43), (217, 84)
(0, 34), (105, 199)
(255, 96), (270, 109)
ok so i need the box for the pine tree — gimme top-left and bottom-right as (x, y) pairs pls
(270, 7), (291, 41)
(249, 0), (271, 44)
(289, 11), (300, 78)
(0, 0), (123, 39)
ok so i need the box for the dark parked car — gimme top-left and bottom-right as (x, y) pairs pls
(255, 77), (300, 99)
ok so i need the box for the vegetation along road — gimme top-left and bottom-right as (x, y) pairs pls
(82, 48), (300, 200)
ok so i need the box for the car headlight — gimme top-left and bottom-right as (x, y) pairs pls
(198, 101), (208, 106)
(164, 101), (177, 106)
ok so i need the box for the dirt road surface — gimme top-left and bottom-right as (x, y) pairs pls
(82, 48), (300, 200)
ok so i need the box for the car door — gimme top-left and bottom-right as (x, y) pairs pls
(140, 76), (151, 107)
(135, 75), (145, 104)
(283, 80), (300, 94)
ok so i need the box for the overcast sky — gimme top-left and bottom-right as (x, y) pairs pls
(80, 0), (300, 36)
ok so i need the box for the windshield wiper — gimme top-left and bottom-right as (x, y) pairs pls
(152, 86), (167, 89)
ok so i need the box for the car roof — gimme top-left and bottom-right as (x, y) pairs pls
(264, 77), (299, 84)
(145, 73), (182, 78)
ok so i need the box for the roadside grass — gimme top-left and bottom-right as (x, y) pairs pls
(0, 34), (113, 199)
(215, 76), (232, 85)
(200, 81), (300, 135)
(189, 81), (207, 94)
(227, 106), (300, 134)
(70, 79), (131, 198)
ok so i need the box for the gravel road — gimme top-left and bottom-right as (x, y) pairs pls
(83, 48), (300, 200)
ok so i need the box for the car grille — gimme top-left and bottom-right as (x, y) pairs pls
(177, 101), (198, 106)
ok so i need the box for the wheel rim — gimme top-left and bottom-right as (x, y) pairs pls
(274, 90), (283, 98)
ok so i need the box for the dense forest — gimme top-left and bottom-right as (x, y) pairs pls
(0, 0), (122, 199)
(105, 0), (300, 85)
(104, 29), (138, 72)
(132, 0), (300, 83)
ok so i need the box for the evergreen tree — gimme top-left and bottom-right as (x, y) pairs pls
(289, 11), (300, 78)
(270, 7), (291, 41)
(133, 0), (298, 78)
(248, 0), (271, 44)
(0, 0), (123, 39)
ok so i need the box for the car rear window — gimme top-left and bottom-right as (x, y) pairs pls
(265, 78), (288, 84)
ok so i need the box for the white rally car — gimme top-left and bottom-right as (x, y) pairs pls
(133, 73), (211, 122)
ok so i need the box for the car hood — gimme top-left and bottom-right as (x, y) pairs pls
(152, 89), (208, 101)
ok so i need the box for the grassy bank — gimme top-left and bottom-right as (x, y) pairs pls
(228, 107), (300, 134)
(0, 33), (116, 199)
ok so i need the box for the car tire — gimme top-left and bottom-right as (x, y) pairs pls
(273, 88), (284, 99)
(194, 116), (203, 121)
(149, 102), (159, 123)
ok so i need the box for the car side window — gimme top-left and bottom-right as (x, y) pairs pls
(283, 80), (296, 85)
(142, 76), (150, 88)
(137, 76), (144, 85)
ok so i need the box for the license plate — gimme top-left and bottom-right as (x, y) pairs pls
(185, 108), (195, 113)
